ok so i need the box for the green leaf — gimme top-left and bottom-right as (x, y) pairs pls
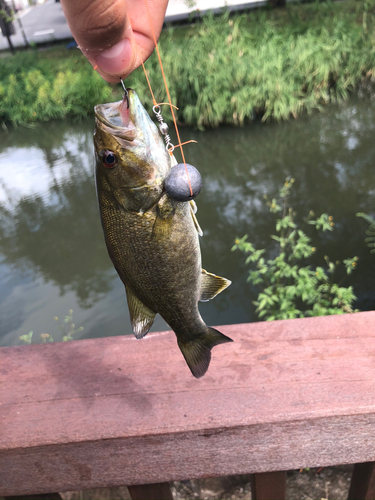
(234, 178), (357, 322)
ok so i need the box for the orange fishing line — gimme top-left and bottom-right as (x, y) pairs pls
(157, 103), (179, 110)
(136, 51), (178, 112)
(140, 58), (157, 106)
(143, 0), (193, 196)
(176, 140), (198, 148)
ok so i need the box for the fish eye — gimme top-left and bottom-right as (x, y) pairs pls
(102, 150), (117, 169)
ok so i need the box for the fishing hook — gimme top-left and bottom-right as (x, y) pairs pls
(120, 78), (129, 109)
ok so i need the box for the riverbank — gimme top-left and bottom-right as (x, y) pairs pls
(0, 0), (374, 127)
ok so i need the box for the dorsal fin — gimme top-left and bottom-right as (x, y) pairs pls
(200, 269), (231, 302)
(125, 285), (156, 339)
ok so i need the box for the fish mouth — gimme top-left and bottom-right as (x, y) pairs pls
(94, 88), (138, 141)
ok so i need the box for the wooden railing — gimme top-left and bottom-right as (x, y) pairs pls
(1, 311), (375, 499)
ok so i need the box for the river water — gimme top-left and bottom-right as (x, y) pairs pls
(0, 95), (374, 347)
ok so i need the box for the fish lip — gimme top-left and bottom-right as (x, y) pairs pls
(94, 95), (136, 140)
(94, 108), (123, 130)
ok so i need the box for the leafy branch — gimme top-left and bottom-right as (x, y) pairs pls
(356, 212), (375, 253)
(233, 179), (358, 321)
(19, 309), (83, 344)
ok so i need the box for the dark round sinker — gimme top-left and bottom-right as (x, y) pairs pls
(165, 163), (202, 202)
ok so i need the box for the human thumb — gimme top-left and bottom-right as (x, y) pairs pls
(60, 0), (136, 83)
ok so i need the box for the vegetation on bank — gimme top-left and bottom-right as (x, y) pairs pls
(232, 179), (359, 321)
(19, 309), (83, 344)
(1, 0), (375, 127)
(0, 48), (114, 125)
(357, 213), (375, 253)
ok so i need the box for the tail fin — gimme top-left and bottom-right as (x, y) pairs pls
(178, 327), (233, 379)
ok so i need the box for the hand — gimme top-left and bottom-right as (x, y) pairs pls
(60, 0), (169, 83)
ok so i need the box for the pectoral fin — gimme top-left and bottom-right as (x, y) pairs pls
(125, 285), (156, 339)
(190, 199), (198, 214)
(152, 193), (175, 239)
(190, 201), (203, 236)
(152, 215), (174, 239)
(200, 269), (232, 302)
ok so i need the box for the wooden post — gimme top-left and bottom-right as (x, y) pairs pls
(5, 34), (14, 54)
(2, 312), (375, 496)
(348, 462), (375, 500)
(0, 0), (15, 53)
(251, 471), (286, 500)
(128, 482), (173, 500)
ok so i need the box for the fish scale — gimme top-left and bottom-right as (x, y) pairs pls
(94, 89), (233, 378)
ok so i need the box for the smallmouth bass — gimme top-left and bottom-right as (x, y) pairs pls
(94, 89), (232, 378)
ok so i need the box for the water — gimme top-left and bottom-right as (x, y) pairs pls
(0, 96), (374, 347)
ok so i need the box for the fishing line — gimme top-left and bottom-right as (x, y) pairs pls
(133, 42), (197, 153)
(93, 2), (197, 197)
(142, 0), (193, 197)
(140, 58), (157, 107)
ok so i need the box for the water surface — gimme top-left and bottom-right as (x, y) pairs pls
(0, 96), (374, 347)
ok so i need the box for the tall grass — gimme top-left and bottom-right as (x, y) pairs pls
(142, 0), (375, 127)
(0, 48), (114, 126)
(1, 0), (375, 127)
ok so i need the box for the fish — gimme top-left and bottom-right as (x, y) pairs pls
(94, 89), (233, 378)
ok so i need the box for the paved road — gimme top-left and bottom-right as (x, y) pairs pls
(166, 0), (265, 21)
(0, 0), (265, 51)
(0, 0), (72, 50)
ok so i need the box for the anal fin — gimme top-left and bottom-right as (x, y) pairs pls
(200, 269), (231, 302)
(125, 285), (156, 339)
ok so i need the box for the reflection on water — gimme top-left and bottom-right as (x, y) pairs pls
(0, 96), (374, 347)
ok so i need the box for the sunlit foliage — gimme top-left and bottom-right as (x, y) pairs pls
(232, 179), (358, 321)
(1, 0), (375, 127)
(357, 212), (375, 253)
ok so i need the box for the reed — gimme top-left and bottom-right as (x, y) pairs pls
(0, 0), (374, 127)
(0, 48), (113, 126)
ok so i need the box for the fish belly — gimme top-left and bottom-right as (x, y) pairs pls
(101, 200), (202, 329)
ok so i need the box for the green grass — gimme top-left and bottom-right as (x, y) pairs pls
(1, 0), (375, 127)
(0, 47), (115, 125)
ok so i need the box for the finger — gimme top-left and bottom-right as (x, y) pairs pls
(60, 0), (169, 83)
(126, 0), (169, 66)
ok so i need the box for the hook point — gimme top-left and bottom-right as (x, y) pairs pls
(120, 79), (129, 109)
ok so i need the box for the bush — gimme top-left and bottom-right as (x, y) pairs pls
(128, 0), (375, 127)
(0, 48), (114, 126)
(1, 0), (375, 126)
(232, 179), (358, 321)
(357, 212), (375, 253)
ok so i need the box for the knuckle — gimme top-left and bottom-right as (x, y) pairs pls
(76, 0), (126, 50)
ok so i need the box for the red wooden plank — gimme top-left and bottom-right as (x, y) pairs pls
(348, 462), (375, 500)
(1, 312), (375, 495)
(251, 471), (286, 500)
